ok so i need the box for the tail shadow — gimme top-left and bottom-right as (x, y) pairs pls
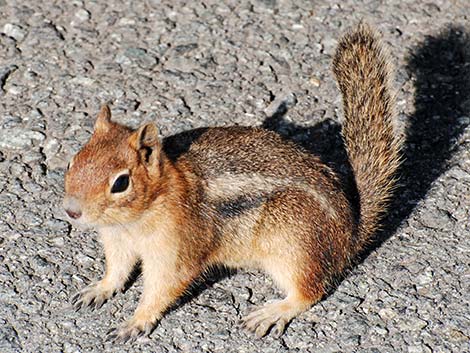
(370, 25), (470, 252)
(263, 25), (470, 263)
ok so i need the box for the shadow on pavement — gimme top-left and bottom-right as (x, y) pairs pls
(369, 25), (470, 255)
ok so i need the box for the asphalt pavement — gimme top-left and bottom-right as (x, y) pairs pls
(0, 1), (469, 352)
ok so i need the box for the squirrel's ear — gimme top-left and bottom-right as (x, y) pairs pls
(129, 123), (161, 166)
(94, 105), (112, 133)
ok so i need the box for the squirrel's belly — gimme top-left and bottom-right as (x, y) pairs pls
(201, 171), (350, 269)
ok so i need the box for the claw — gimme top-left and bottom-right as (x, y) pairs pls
(121, 334), (132, 344)
(93, 297), (105, 310)
(71, 292), (80, 304)
(237, 319), (247, 328)
(106, 333), (117, 343)
(74, 300), (84, 311)
(275, 318), (288, 337)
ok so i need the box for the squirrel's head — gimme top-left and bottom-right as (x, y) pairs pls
(63, 105), (164, 227)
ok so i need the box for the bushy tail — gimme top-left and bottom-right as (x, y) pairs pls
(332, 23), (403, 248)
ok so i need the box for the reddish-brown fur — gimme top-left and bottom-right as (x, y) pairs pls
(65, 23), (402, 341)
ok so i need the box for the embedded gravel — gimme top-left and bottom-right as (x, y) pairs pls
(0, 1), (469, 352)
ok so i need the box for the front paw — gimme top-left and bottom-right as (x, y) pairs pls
(71, 282), (115, 311)
(106, 318), (154, 343)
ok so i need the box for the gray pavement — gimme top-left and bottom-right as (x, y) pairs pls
(0, 0), (469, 352)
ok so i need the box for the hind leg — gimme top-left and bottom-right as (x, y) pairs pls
(240, 188), (350, 337)
(242, 256), (325, 338)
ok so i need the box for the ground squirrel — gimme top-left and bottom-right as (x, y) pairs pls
(64, 23), (402, 341)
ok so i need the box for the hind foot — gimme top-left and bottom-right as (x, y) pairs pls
(241, 298), (310, 338)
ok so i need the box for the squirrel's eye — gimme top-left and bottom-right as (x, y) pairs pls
(111, 174), (130, 193)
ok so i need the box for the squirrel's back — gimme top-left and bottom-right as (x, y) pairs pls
(333, 23), (403, 250)
(164, 126), (334, 180)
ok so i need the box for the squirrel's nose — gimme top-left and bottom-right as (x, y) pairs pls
(63, 196), (82, 220)
(65, 208), (82, 219)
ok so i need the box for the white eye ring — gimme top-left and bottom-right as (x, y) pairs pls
(109, 169), (132, 195)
